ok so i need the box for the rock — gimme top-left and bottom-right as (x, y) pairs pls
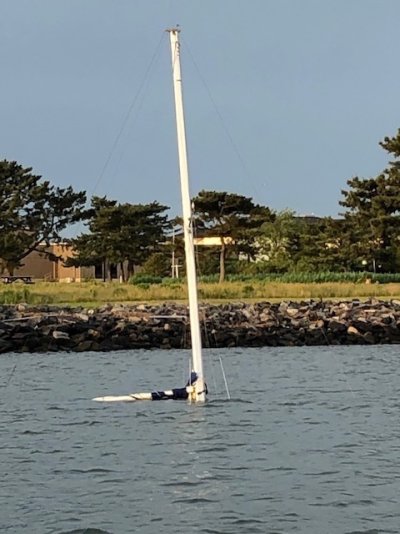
(328, 319), (346, 332)
(52, 330), (70, 340)
(87, 328), (101, 339)
(347, 325), (360, 335)
(75, 313), (89, 322)
(309, 319), (325, 330)
(75, 340), (94, 352)
(0, 300), (400, 352)
(0, 339), (13, 353)
(363, 331), (375, 344)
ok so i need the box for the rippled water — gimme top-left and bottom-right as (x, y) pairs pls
(1, 345), (400, 533)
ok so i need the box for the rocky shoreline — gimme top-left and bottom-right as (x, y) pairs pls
(1, 299), (400, 353)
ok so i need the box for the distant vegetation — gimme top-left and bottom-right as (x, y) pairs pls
(1, 278), (400, 306)
(200, 272), (400, 284)
(2, 128), (400, 281)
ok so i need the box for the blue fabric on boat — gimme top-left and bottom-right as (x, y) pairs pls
(150, 371), (205, 400)
(186, 371), (198, 385)
(151, 388), (188, 401)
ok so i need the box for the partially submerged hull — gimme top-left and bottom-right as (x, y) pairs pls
(92, 392), (152, 402)
(92, 381), (205, 403)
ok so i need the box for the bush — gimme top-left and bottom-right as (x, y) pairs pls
(243, 284), (254, 297)
(113, 286), (128, 297)
(129, 274), (163, 285)
(136, 283), (150, 290)
(161, 277), (183, 288)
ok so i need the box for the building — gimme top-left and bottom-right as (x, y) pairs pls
(13, 243), (95, 282)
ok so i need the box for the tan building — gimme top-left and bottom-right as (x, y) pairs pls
(194, 236), (234, 246)
(14, 243), (95, 282)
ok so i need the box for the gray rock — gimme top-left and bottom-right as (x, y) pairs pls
(1, 299), (400, 352)
(52, 330), (70, 340)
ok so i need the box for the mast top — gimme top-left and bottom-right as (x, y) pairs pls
(166, 26), (180, 33)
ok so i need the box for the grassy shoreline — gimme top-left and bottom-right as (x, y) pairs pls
(1, 280), (400, 307)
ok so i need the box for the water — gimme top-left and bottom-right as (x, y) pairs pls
(1, 345), (400, 534)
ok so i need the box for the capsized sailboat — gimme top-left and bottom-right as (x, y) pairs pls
(93, 28), (207, 403)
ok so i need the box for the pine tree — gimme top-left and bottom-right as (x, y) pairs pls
(339, 130), (400, 272)
(0, 160), (87, 274)
(192, 190), (272, 282)
(69, 197), (170, 280)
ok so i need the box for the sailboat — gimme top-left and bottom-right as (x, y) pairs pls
(93, 28), (207, 403)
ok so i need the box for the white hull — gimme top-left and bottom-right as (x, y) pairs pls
(92, 392), (152, 402)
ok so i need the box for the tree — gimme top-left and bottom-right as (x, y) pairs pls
(380, 128), (400, 157)
(0, 160), (87, 274)
(254, 210), (303, 272)
(67, 196), (120, 281)
(339, 130), (400, 272)
(69, 197), (170, 280)
(140, 252), (171, 277)
(192, 190), (273, 282)
(294, 216), (354, 272)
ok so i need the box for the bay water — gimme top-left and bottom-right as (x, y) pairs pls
(1, 345), (399, 533)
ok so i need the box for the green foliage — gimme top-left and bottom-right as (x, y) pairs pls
(0, 289), (30, 304)
(112, 286), (128, 297)
(199, 271), (400, 283)
(2, 277), (400, 306)
(161, 277), (183, 287)
(129, 274), (163, 285)
(69, 197), (170, 280)
(243, 284), (254, 297)
(4, 126), (400, 280)
(338, 130), (400, 272)
(140, 252), (171, 277)
(136, 283), (150, 290)
(0, 160), (87, 274)
(195, 248), (220, 276)
(253, 210), (305, 271)
(380, 129), (400, 157)
(192, 190), (273, 282)
(0, 287), (58, 305)
(295, 217), (354, 272)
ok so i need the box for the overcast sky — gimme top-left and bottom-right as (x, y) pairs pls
(2, 0), (400, 223)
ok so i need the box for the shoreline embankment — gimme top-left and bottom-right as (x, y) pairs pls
(1, 299), (400, 353)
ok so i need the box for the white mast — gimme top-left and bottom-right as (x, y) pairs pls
(168, 28), (206, 402)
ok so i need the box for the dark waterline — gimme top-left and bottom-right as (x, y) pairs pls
(1, 346), (399, 533)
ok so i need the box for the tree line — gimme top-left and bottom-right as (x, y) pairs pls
(2, 128), (400, 281)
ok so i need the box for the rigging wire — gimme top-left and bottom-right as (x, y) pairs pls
(106, 48), (164, 188)
(181, 36), (267, 198)
(91, 32), (166, 198)
(219, 356), (231, 400)
(208, 352), (220, 399)
(191, 213), (228, 399)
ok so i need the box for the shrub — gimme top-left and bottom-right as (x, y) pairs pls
(161, 277), (183, 288)
(221, 271), (400, 284)
(129, 274), (163, 285)
(243, 284), (254, 297)
(136, 283), (150, 290)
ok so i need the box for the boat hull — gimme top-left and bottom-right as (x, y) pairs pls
(92, 392), (152, 402)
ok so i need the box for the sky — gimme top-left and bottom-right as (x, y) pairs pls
(2, 0), (400, 226)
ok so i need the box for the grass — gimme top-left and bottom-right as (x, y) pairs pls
(1, 279), (400, 306)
